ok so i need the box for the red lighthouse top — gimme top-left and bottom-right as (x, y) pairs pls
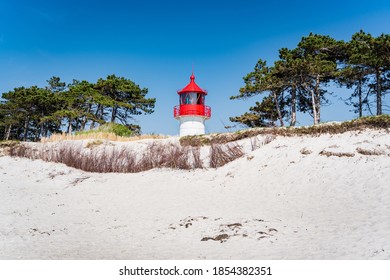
(174, 73), (211, 119)
(178, 73), (207, 95)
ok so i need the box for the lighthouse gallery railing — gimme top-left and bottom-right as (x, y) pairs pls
(174, 105), (211, 118)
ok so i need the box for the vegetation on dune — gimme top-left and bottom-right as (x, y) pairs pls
(3, 115), (388, 173)
(75, 123), (135, 137)
(0, 140), (20, 148)
(41, 131), (166, 143)
(2, 115), (388, 173)
(4, 142), (205, 172)
(3, 137), (251, 172)
(180, 115), (390, 146)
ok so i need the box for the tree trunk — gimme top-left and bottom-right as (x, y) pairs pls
(91, 104), (101, 130)
(67, 119), (72, 135)
(99, 105), (104, 122)
(81, 118), (87, 131)
(313, 74), (321, 125)
(310, 88), (318, 125)
(272, 91), (284, 127)
(23, 117), (29, 141)
(111, 105), (118, 123)
(315, 95), (320, 124)
(75, 118), (80, 132)
(290, 86), (296, 126)
(5, 125), (12, 141)
(358, 79), (362, 118)
(81, 104), (92, 131)
(40, 122), (45, 138)
(34, 128), (40, 142)
(376, 68), (382, 115)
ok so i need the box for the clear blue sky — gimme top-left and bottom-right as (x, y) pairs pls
(1, 0), (389, 135)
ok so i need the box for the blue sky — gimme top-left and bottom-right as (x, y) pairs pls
(1, 0), (389, 135)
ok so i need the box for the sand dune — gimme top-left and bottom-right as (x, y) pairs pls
(0, 129), (389, 259)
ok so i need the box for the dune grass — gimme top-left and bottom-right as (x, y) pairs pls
(180, 115), (390, 146)
(7, 142), (202, 173)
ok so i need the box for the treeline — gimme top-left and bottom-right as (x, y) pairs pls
(0, 75), (156, 141)
(230, 30), (390, 127)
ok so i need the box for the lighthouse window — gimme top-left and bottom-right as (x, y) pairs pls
(197, 93), (204, 105)
(180, 92), (206, 105)
(189, 92), (197, 104)
(181, 92), (198, 105)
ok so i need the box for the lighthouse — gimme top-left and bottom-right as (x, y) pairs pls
(174, 73), (211, 137)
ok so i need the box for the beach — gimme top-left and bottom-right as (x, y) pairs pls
(1, 129), (389, 259)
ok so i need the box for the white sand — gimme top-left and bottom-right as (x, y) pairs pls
(0, 130), (389, 259)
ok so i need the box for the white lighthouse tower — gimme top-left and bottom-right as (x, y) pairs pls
(174, 73), (211, 137)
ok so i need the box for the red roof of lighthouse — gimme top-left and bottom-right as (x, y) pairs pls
(178, 73), (207, 95)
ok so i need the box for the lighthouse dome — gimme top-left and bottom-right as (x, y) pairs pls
(178, 73), (207, 95)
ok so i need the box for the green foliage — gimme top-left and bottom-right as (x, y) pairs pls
(76, 123), (136, 137)
(230, 96), (286, 127)
(231, 30), (389, 128)
(345, 30), (390, 115)
(231, 59), (271, 100)
(98, 123), (134, 137)
(95, 74), (156, 123)
(293, 33), (340, 124)
(231, 59), (288, 127)
(0, 85), (63, 141)
(0, 75), (155, 141)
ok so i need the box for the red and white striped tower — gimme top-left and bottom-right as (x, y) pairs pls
(173, 73), (211, 137)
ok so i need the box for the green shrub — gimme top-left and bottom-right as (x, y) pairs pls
(105, 123), (133, 137)
(76, 123), (134, 137)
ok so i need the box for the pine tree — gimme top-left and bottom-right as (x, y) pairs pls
(294, 33), (340, 124)
(231, 60), (287, 127)
(94, 74), (156, 127)
(347, 31), (390, 115)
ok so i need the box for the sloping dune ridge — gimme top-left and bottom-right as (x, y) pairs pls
(0, 128), (389, 259)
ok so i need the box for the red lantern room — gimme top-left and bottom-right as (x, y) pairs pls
(174, 73), (211, 136)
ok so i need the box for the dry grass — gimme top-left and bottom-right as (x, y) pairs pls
(249, 135), (275, 151)
(319, 150), (355, 157)
(300, 147), (312, 155)
(137, 143), (193, 170)
(210, 143), (244, 168)
(263, 135), (276, 145)
(356, 147), (385, 156)
(7, 142), (205, 173)
(180, 115), (390, 146)
(85, 140), (104, 149)
(8, 140), (247, 172)
(41, 132), (167, 143)
(250, 137), (260, 151)
(191, 147), (203, 169)
(0, 140), (20, 148)
(0, 141), (20, 157)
